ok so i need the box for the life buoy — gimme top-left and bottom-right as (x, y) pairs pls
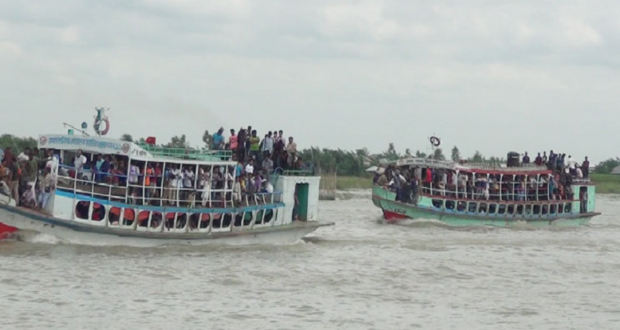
(430, 136), (441, 147)
(94, 118), (110, 136)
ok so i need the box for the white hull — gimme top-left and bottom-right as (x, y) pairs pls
(0, 204), (329, 247)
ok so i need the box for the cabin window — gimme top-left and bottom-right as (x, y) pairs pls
(445, 201), (455, 211)
(138, 211), (151, 227)
(212, 213), (222, 229)
(165, 213), (177, 230)
(542, 204), (549, 215)
(432, 199), (444, 209)
(223, 213), (233, 228)
(564, 203), (572, 213)
(507, 205), (515, 215)
(151, 212), (162, 228)
(478, 203), (488, 214)
(234, 213), (244, 227)
(457, 201), (466, 212)
(243, 212), (253, 226)
(468, 202), (477, 213)
(255, 210), (265, 225)
(533, 205), (541, 215)
(525, 205), (533, 216)
(109, 207), (121, 225)
(90, 203), (105, 221)
(176, 213), (187, 229)
(75, 201), (90, 220)
(189, 213), (200, 230)
(488, 204), (497, 214)
(200, 213), (211, 229)
(516, 205), (524, 215)
(550, 204), (557, 215)
(498, 204), (506, 215)
(264, 209), (274, 223)
(123, 208), (135, 226)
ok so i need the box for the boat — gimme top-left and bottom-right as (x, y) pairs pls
(0, 133), (332, 246)
(372, 155), (600, 227)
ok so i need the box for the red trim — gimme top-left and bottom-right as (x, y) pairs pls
(0, 222), (18, 239)
(383, 210), (409, 221)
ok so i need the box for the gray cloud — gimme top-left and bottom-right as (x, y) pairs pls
(1, 0), (619, 163)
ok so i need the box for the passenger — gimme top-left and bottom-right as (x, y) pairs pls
(212, 127), (225, 150)
(582, 157), (590, 178)
(7, 157), (20, 206)
(534, 153), (543, 166)
(548, 176), (556, 200)
(73, 149), (88, 179)
(249, 130), (261, 162)
(262, 154), (274, 175)
(97, 155), (111, 183)
(229, 129), (238, 151)
(232, 176), (242, 205)
(376, 172), (388, 187)
(245, 126), (253, 159)
(245, 159), (255, 175)
(542, 151), (548, 164)
(567, 156), (577, 175)
(522, 152), (530, 164)
(237, 128), (247, 162)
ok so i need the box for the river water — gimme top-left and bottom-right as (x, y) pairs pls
(1, 193), (619, 330)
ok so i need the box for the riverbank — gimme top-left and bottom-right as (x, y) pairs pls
(332, 174), (620, 194)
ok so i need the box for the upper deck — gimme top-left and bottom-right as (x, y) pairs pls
(396, 157), (553, 176)
(38, 134), (233, 164)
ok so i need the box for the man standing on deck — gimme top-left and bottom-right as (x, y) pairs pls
(249, 130), (260, 162)
(582, 157), (590, 178)
(212, 128), (225, 150)
(74, 149), (87, 179)
(534, 153), (543, 166)
(522, 152), (530, 164)
(7, 157), (20, 206)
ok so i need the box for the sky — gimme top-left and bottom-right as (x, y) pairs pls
(0, 0), (618, 163)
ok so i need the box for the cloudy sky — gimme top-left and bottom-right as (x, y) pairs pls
(1, 0), (618, 163)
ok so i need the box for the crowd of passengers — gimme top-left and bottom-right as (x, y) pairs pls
(374, 151), (591, 205)
(0, 127), (309, 211)
(0, 147), (58, 210)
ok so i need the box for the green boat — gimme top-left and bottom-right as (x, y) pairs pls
(372, 157), (600, 227)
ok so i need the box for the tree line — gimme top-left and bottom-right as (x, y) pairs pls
(1, 134), (618, 175)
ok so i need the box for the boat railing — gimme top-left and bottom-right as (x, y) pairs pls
(56, 164), (282, 208)
(414, 181), (577, 202)
(136, 143), (233, 161)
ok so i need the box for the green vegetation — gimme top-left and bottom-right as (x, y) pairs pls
(590, 174), (620, 194)
(335, 176), (373, 190)
(0, 134), (37, 154)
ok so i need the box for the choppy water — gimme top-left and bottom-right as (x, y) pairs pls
(1, 193), (620, 330)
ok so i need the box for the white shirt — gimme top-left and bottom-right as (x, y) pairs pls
(18, 152), (30, 162)
(576, 168), (583, 178)
(264, 137), (274, 153)
(245, 164), (254, 175)
(170, 169), (181, 187)
(74, 154), (87, 171)
(46, 155), (59, 173)
(183, 170), (194, 188)
(568, 158), (577, 170)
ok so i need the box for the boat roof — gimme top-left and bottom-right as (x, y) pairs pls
(38, 134), (235, 165)
(395, 157), (552, 175)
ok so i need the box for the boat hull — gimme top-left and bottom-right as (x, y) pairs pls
(372, 187), (597, 227)
(0, 203), (331, 247)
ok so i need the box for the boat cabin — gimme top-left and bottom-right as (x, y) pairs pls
(37, 134), (320, 234)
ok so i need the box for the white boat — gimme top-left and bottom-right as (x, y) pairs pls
(0, 134), (332, 246)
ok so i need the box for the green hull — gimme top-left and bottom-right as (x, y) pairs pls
(372, 186), (596, 227)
